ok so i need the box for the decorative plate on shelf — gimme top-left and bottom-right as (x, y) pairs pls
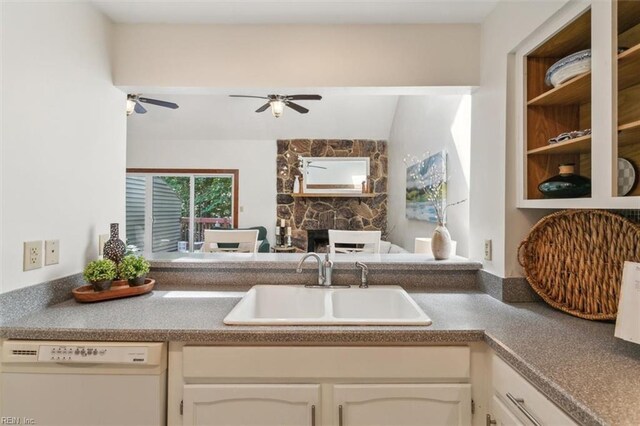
(545, 49), (591, 87)
(618, 157), (637, 196)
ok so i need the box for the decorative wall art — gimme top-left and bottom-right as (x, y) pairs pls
(405, 151), (447, 223)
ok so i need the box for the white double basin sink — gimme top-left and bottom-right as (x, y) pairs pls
(223, 285), (432, 326)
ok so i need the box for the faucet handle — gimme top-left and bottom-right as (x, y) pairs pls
(355, 261), (368, 288)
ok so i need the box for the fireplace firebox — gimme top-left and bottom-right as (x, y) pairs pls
(306, 229), (329, 252)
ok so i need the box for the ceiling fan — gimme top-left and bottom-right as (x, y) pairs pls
(229, 94), (322, 118)
(126, 94), (179, 116)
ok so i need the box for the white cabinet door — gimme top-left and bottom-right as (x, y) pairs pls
(491, 395), (524, 426)
(182, 384), (320, 426)
(333, 384), (472, 426)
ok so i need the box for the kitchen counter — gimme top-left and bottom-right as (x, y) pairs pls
(1, 290), (639, 425)
(148, 252), (482, 271)
(146, 253), (483, 290)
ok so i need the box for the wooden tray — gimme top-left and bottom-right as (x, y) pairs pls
(73, 279), (155, 303)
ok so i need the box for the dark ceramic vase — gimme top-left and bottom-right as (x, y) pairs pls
(538, 164), (591, 198)
(103, 223), (126, 264)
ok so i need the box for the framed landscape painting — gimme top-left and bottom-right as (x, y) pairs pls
(405, 151), (447, 222)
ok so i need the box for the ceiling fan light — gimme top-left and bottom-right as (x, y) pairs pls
(270, 100), (285, 118)
(126, 99), (136, 116)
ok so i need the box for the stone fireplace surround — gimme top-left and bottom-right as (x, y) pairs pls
(276, 139), (388, 252)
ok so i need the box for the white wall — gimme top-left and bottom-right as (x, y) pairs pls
(388, 95), (471, 256)
(1, 3), (126, 293)
(127, 139), (278, 244)
(469, 0), (568, 277)
(113, 24), (480, 89)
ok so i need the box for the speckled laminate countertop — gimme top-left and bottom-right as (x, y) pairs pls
(1, 290), (639, 425)
(147, 252), (482, 270)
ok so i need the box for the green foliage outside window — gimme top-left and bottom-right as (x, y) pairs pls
(161, 176), (232, 219)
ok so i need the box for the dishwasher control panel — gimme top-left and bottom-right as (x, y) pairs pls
(1, 341), (165, 367)
(36, 345), (149, 363)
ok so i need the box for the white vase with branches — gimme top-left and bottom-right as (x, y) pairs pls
(404, 152), (467, 260)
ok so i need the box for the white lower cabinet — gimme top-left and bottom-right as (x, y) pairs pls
(171, 345), (477, 426)
(333, 384), (472, 426)
(489, 354), (577, 426)
(182, 384), (320, 426)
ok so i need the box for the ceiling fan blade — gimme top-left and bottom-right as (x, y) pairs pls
(134, 101), (147, 114)
(287, 95), (322, 101)
(286, 101), (309, 114)
(138, 97), (179, 109)
(255, 103), (271, 113)
(229, 95), (269, 100)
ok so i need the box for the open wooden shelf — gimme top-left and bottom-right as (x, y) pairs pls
(618, 119), (640, 147)
(527, 72), (591, 106)
(517, 3), (640, 206)
(618, 119), (640, 133)
(523, 6), (592, 201)
(292, 193), (375, 198)
(527, 135), (591, 155)
(619, 43), (640, 90)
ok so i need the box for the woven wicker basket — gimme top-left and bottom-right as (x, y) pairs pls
(518, 210), (640, 320)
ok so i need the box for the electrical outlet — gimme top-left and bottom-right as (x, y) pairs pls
(23, 241), (42, 271)
(45, 240), (60, 265)
(98, 234), (109, 257)
(484, 239), (492, 261)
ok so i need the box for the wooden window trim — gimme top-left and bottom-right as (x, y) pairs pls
(126, 168), (239, 227)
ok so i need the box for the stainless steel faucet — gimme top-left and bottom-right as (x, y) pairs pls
(296, 252), (337, 287)
(355, 261), (369, 288)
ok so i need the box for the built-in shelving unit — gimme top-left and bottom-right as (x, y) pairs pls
(517, 1), (640, 207)
(617, 0), (640, 197)
(523, 7), (591, 201)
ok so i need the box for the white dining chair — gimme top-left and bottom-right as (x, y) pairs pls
(203, 229), (259, 253)
(328, 230), (382, 254)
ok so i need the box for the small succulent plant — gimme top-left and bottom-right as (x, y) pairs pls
(118, 255), (150, 280)
(83, 259), (117, 283)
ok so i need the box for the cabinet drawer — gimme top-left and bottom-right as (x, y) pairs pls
(492, 354), (577, 425)
(183, 346), (470, 381)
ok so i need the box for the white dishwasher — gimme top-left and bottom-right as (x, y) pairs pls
(0, 340), (167, 426)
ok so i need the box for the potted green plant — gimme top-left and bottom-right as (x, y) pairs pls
(118, 255), (150, 286)
(83, 259), (117, 292)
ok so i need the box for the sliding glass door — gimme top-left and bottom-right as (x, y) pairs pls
(126, 170), (238, 253)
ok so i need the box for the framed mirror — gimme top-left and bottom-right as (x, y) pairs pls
(300, 157), (370, 193)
